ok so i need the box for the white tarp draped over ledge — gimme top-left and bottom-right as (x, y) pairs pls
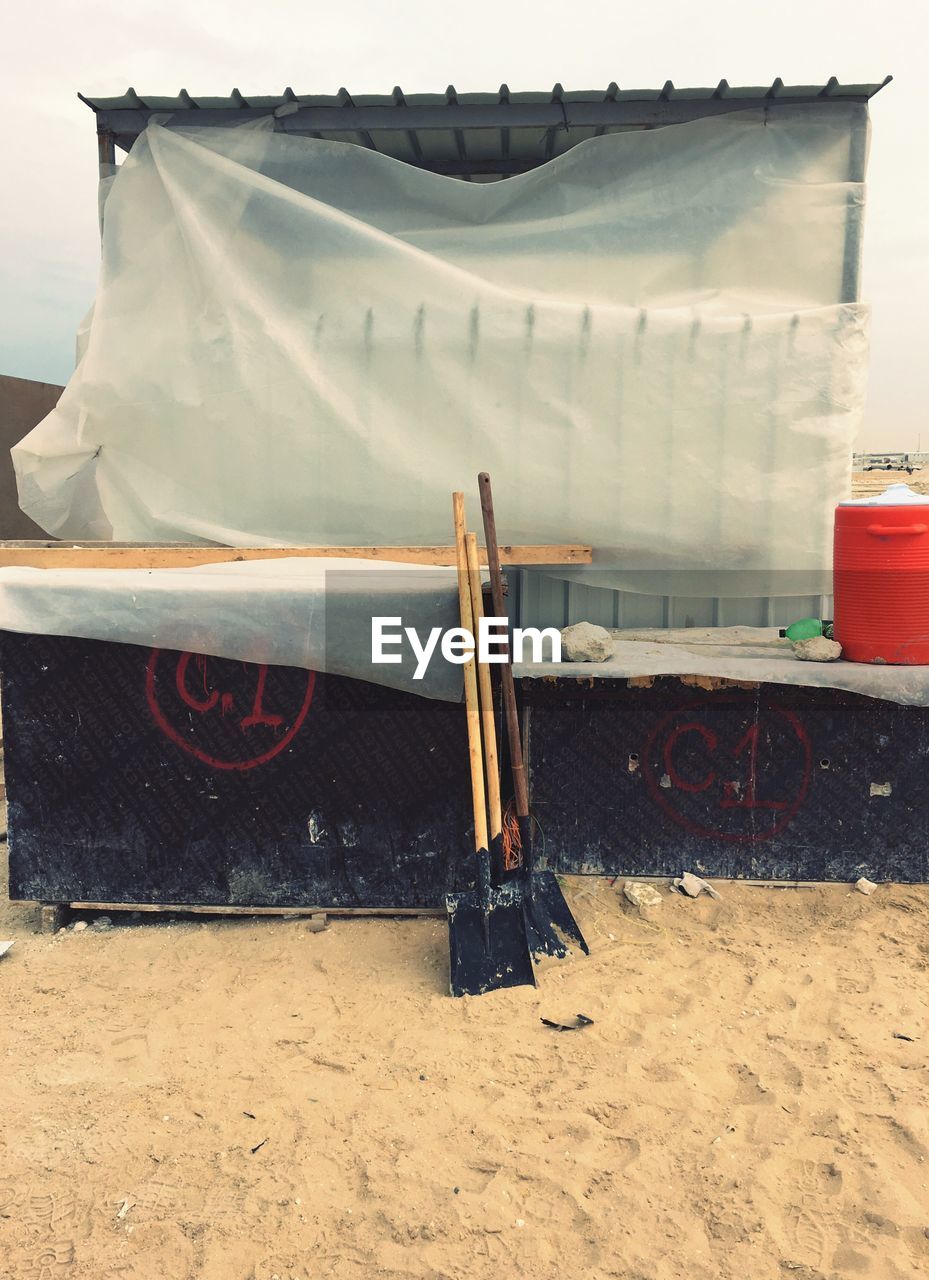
(1, 569), (928, 705)
(516, 628), (929, 707)
(13, 107), (868, 594)
(0, 559), (472, 701)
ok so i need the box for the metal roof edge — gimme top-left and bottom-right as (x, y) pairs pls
(77, 77), (893, 114)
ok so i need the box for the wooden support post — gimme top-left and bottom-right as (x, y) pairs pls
(97, 127), (116, 178)
(96, 127), (117, 238)
(38, 904), (66, 934)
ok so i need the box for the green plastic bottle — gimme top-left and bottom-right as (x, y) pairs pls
(784, 618), (823, 642)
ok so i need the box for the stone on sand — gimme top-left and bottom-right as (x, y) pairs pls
(793, 636), (842, 662)
(623, 881), (663, 915)
(560, 621), (613, 663)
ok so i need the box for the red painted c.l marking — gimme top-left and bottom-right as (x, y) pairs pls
(642, 700), (812, 843)
(662, 722), (719, 793)
(146, 650), (315, 772)
(175, 651), (220, 714)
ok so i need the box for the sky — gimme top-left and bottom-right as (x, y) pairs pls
(1, 0), (926, 450)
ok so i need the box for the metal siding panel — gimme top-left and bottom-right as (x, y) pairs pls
(566, 582), (618, 629)
(517, 571), (569, 630)
(771, 596), (833, 627)
(615, 594), (666, 630)
(716, 597), (769, 628)
(668, 596), (717, 629)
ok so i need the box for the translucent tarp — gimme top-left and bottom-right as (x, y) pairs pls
(0, 559), (471, 701)
(515, 627), (929, 707)
(14, 106), (868, 594)
(2, 566), (926, 706)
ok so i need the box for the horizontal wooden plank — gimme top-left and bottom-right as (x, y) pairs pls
(64, 901), (444, 917)
(0, 543), (591, 570)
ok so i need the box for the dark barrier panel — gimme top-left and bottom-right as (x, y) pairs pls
(2, 634), (473, 907)
(524, 678), (929, 883)
(5, 638), (926, 905)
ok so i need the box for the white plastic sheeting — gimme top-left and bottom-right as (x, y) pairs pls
(0, 559), (471, 701)
(3, 565), (926, 706)
(14, 106), (867, 590)
(515, 628), (929, 707)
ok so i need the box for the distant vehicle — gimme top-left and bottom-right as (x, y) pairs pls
(861, 453), (917, 473)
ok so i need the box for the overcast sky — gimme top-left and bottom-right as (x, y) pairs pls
(2, 0), (926, 449)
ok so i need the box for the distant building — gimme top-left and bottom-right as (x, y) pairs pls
(0, 374), (64, 538)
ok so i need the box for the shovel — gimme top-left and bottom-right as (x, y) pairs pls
(446, 493), (535, 996)
(477, 471), (589, 961)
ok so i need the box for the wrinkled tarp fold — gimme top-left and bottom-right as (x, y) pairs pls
(515, 627), (929, 707)
(14, 107), (868, 596)
(0, 559), (470, 701)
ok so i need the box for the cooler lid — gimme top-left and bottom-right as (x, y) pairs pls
(839, 482), (929, 507)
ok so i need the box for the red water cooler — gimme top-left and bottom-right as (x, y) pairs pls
(834, 483), (929, 665)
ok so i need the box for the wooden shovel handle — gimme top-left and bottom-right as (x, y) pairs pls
(478, 472), (530, 818)
(466, 532), (503, 840)
(453, 493), (488, 855)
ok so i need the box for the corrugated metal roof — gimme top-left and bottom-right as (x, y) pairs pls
(81, 77), (892, 179)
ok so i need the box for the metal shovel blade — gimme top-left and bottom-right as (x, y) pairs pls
(522, 871), (590, 960)
(446, 884), (536, 996)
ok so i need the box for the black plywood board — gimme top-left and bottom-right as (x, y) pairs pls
(523, 678), (929, 883)
(2, 633), (474, 907)
(5, 637), (927, 904)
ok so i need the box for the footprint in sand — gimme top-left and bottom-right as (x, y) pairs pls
(875, 1114), (929, 1162)
(903, 1225), (929, 1261)
(456, 1164), (500, 1195)
(508, 1169), (599, 1241)
(837, 1068), (895, 1110)
(21, 1190), (80, 1234)
(831, 1242), (874, 1273)
(729, 1063), (776, 1105)
(579, 1107), (642, 1168)
(748, 1043), (804, 1099)
(835, 954), (876, 997)
(606, 1135), (640, 1170)
(785, 1206), (828, 1265)
(794, 1160), (843, 1197)
(560, 1117), (604, 1148)
(17, 1240), (76, 1280)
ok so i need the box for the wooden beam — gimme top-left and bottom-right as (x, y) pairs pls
(0, 542), (591, 570)
(63, 901), (443, 917)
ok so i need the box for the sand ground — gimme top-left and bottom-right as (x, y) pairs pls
(851, 469), (929, 499)
(1, 863), (927, 1280)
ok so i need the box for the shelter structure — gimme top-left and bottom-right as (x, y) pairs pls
(1, 80), (880, 620)
(5, 76), (925, 930)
